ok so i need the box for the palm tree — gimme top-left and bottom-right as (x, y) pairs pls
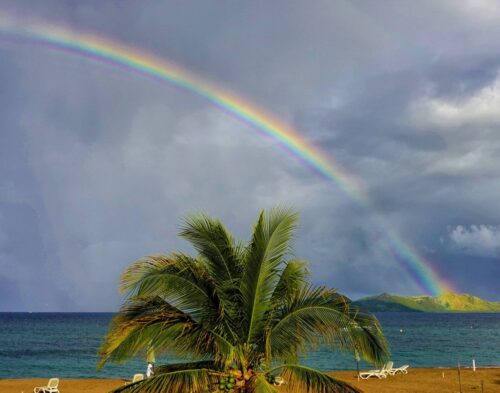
(98, 208), (389, 392)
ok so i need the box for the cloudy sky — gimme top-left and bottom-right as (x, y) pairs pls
(1, 1), (499, 311)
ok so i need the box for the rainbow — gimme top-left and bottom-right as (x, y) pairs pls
(0, 11), (453, 295)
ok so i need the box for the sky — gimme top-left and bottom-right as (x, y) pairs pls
(1, 0), (500, 311)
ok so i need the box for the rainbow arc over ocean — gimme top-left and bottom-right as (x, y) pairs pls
(0, 11), (454, 295)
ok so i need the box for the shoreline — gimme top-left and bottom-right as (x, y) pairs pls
(1, 367), (499, 393)
(3, 365), (500, 379)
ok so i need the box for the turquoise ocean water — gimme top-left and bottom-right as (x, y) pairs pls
(0, 312), (499, 379)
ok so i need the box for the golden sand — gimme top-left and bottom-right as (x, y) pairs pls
(1, 368), (498, 393)
(0, 378), (122, 393)
(328, 368), (499, 393)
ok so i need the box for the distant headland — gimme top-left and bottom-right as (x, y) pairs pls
(353, 292), (500, 312)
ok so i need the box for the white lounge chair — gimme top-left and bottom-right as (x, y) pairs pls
(124, 373), (144, 385)
(388, 364), (409, 375)
(274, 376), (285, 386)
(359, 361), (392, 379)
(33, 378), (59, 393)
(132, 373), (144, 382)
(359, 368), (387, 379)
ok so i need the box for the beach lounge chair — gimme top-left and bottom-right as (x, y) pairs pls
(388, 364), (409, 375)
(33, 378), (59, 393)
(359, 362), (392, 379)
(132, 373), (144, 382)
(125, 374), (144, 385)
(274, 376), (285, 386)
(124, 373), (144, 386)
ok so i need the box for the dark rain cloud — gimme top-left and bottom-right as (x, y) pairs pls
(1, 0), (500, 310)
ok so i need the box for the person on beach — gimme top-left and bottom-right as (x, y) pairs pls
(146, 362), (154, 378)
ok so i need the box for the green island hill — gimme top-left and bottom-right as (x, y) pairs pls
(353, 292), (500, 312)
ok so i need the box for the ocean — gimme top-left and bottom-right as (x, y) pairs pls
(0, 312), (499, 379)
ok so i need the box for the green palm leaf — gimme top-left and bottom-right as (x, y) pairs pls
(111, 367), (220, 393)
(267, 286), (388, 365)
(179, 215), (244, 339)
(241, 207), (298, 344)
(271, 259), (310, 305)
(98, 297), (237, 368)
(119, 254), (217, 321)
(179, 213), (243, 282)
(269, 364), (361, 393)
(252, 374), (278, 393)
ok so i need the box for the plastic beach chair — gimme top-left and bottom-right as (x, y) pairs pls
(124, 373), (145, 385)
(33, 378), (59, 393)
(359, 362), (392, 379)
(388, 364), (409, 375)
(132, 373), (144, 382)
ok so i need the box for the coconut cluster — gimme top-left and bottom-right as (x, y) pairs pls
(214, 368), (255, 392)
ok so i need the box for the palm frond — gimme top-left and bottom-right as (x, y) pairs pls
(117, 253), (244, 344)
(154, 360), (219, 374)
(342, 305), (390, 365)
(119, 254), (218, 320)
(268, 364), (360, 393)
(270, 259), (309, 305)
(179, 213), (243, 282)
(179, 215), (245, 340)
(98, 297), (237, 368)
(120, 255), (177, 294)
(252, 374), (278, 393)
(111, 367), (220, 393)
(98, 297), (192, 367)
(267, 286), (389, 365)
(241, 207), (299, 344)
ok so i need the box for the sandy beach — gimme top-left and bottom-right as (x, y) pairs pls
(329, 367), (499, 392)
(1, 368), (498, 393)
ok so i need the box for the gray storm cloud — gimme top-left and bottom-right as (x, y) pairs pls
(1, 0), (500, 310)
(448, 225), (500, 257)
